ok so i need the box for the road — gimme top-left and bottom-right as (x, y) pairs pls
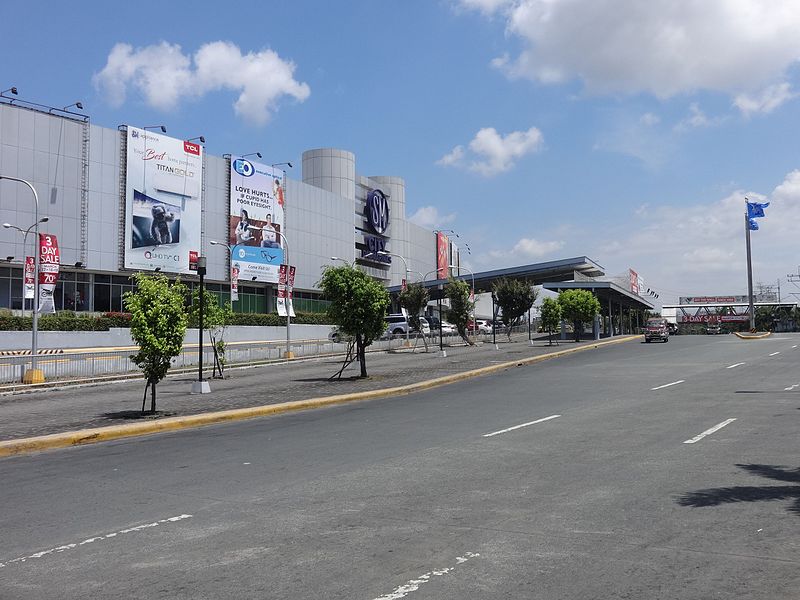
(1, 334), (799, 598)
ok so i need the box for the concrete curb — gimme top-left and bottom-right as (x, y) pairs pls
(733, 332), (772, 339)
(0, 335), (639, 458)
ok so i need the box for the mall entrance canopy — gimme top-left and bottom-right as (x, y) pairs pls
(386, 256), (606, 299)
(541, 281), (655, 336)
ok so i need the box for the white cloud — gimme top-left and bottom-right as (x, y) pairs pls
(734, 82), (797, 117)
(639, 113), (660, 126)
(437, 126), (544, 176)
(458, 1), (800, 102)
(408, 206), (457, 229)
(94, 41), (310, 125)
(456, 0), (514, 15)
(512, 237), (565, 257)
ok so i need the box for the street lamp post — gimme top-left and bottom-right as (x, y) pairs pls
(3, 217), (49, 317)
(378, 250), (414, 346)
(0, 175), (43, 383)
(254, 226), (293, 359)
(422, 268), (448, 358)
(191, 256), (211, 394)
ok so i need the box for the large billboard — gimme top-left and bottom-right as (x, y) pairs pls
(437, 232), (449, 279)
(679, 294), (778, 304)
(124, 127), (203, 273)
(228, 157), (285, 283)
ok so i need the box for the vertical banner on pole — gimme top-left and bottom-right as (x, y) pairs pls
(24, 257), (35, 299)
(231, 263), (239, 302)
(287, 265), (296, 318)
(37, 234), (60, 314)
(277, 264), (288, 317)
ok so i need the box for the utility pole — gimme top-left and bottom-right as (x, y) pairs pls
(744, 211), (755, 331)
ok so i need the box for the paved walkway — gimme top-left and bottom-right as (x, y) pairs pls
(0, 333), (636, 441)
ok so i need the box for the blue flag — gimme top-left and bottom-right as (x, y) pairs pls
(748, 218), (759, 231)
(747, 201), (769, 219)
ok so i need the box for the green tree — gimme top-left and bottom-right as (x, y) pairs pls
(558, 289), (601, 342)
(398, 282), (429, 333)
(319, 265), (390, 377)
(492, 278), (538, 341)
(445, 277), (474, 345)
(188, 288), (234, 377)
(540, 297), (562, 346)
(124, 273), (188, 413)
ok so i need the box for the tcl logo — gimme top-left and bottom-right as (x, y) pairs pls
(183, 141), (201, 155)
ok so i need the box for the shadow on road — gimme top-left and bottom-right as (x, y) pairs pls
(101, 410), (177, 421)
(677, 464), (800, 515)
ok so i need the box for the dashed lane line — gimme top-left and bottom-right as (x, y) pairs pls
(371, 552), (480, 600)
(0, 514), (193, 569)
(684, 419), (737, 444)
(482, 415), (561, 438)
(651, 380), (685, 391)
(726, 362), (745, 369)
(769, 352), (781, 356)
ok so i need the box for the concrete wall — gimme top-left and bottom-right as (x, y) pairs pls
(0, 324), (335, 350)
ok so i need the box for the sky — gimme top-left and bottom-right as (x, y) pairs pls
(2, 0), (800, 305)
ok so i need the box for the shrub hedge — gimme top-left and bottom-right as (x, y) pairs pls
(0, 310), (332, 331)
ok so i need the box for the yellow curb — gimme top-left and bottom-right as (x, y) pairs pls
(734, 332), (772, 339)
(0, 335), (639, 458)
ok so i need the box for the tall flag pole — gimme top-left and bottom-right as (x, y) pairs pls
(744, 203), (755, 331)
(744, 197), (770, 331)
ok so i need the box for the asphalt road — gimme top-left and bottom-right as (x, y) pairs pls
(1, 333), (799, 599)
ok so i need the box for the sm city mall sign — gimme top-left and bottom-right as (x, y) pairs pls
(362, 189), (391, 264)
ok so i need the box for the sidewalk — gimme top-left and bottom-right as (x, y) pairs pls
(0, 334), (637, 442)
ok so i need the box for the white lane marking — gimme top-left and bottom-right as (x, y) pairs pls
(792, 345), (798, 349)
(726, 362), (745, 369)
(0, 514), (192, 569)
(651, 380), (685, 390)
(683, 419), (737, 444)
(769, 352), (780, 356)
(482, 415), (561, 438)
(372, 552), (480, 600)
(784, 384), (799, 391)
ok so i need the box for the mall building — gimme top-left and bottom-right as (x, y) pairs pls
(0, 99), (453, 314)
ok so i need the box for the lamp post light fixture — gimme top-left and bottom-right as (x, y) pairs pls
(250, 225), (294, 359)
(3, 216), (49, 317)
(61, 102), (84, 113)
(243, 152), (262, 159)
(1, 87), (18, 97)
(187, 136), (205, 144)
(0, 175), (43, 383)
(191, 256), (211, 394)
(143, 125), (167, 133)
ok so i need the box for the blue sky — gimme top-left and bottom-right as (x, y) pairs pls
(3, 0), (800, 304)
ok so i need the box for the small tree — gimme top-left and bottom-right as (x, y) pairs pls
(319, 265), (390, 378)
(188, 288), (234, 377)
(540, 297), (562, 346)
(124, 273), (188, 413)
(445, 277), (474, 345)
(558, 289), (600, 342)
(398, 282), (430, 348)
(493, 278), (538, 341)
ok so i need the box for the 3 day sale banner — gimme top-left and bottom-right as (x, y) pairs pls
(38, 233), (60, 314)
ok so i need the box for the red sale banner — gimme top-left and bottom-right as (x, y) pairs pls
(277, 264), (288, 316)
(24, 256), (35, 299)
(38, 233), (60, 314)
(287, 265), (296, 318)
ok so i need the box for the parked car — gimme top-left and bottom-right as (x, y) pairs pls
(468, 319), (493, 334)
(384, 314), (431, 337)
(706, 323), (721, 335)
(666, 322), (678, 335)
(439, 321), (457, 335)
(427, 316), (441, 331)
(644, 317), (669, 343)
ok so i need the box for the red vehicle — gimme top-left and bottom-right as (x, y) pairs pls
(644, 318), (669, 343)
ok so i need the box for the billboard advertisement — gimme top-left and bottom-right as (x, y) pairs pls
(437, 232), (449, 279)
(124, 127), (203, 273)
(228, 157), (285, 282)
(629, 269), (639, 295)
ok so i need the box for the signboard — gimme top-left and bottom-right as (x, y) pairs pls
(679, 314), (750, 323)
(37, 234), (60, 314)
(24, 256), (34, 299)
(124, 127), (202, 273)
(229, 157), (285, 283)
(366, 189), (389, 235)
(679, 294), (778, 304)
(287, 265), (296, 318)
(277, 264), (288, 317)
(629, 269), (639, 295)
(231, 264), (239, 302)
(436, 232), (449, 279)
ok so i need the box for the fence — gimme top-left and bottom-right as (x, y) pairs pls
(0, 326), (547, 385)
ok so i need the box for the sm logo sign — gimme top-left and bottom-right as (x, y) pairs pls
(366, 189), (389, 235)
